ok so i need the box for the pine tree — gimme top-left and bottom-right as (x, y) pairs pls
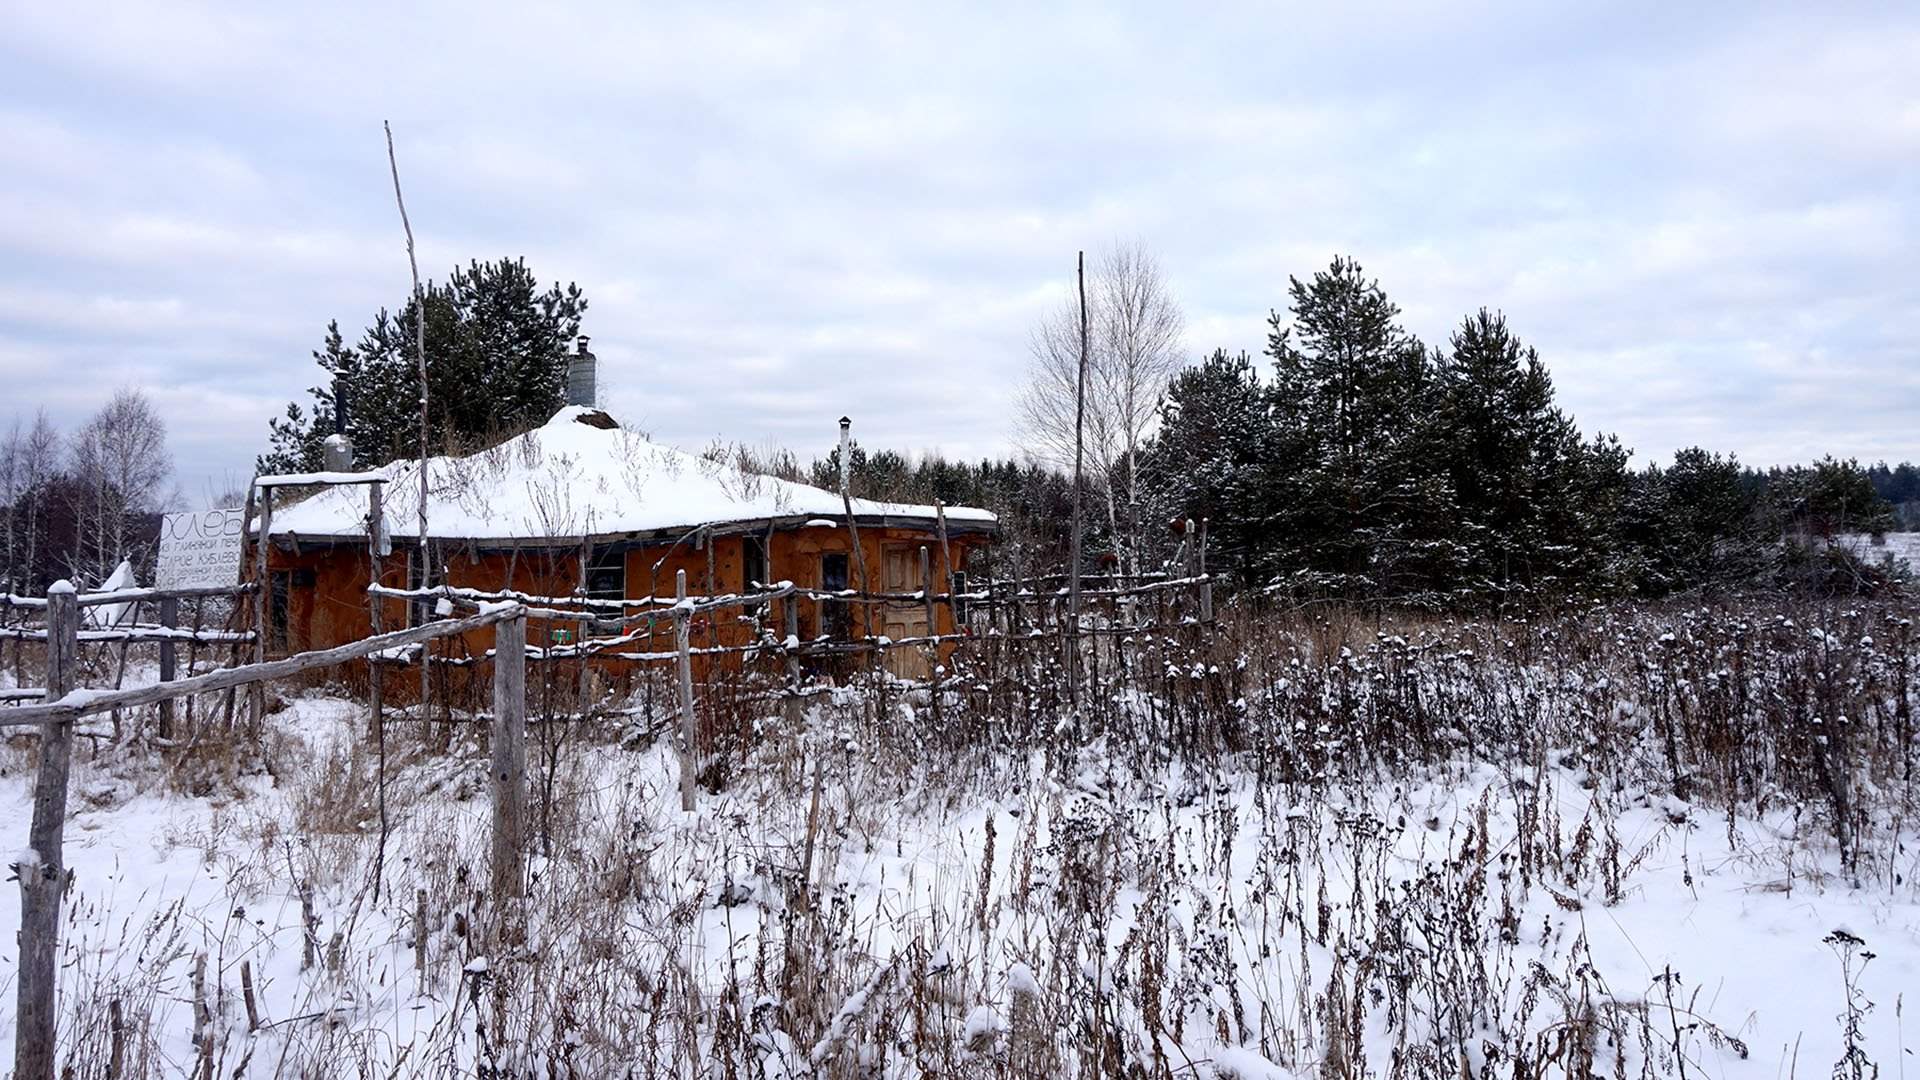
(1434, 309), (1601, 596)
(259, 258), (587, 473)
(1767, 457), (1895, 539)
(1141, 349), (1274, 584)
(1264, 256), (1435, 596)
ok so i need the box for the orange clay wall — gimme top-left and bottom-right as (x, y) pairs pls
(263, 525), (978, 683)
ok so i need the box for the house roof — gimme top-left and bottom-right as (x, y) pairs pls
(266, 407), (996, 544)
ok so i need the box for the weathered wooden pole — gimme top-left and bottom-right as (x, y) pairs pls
(576, 531), (591, 714)
(933, 500), (954, 593)
(368, 483), (386, 738)
(490, 610), (527, 908)
(384, 120), (433, 734)
(1066, 251), (1089, 708)
(15, 581), (78, 1080)
(369, 482), (392, 901)
(250, 487), (271, 736)
(157, 594), (179, 740)
(782, 597), (802, 727)
(674, 569), (697, 812)
(919, 546), (936, 636)
(836, 417), (872, 638)
(922, 545), (943, 724)
(1183, 519), (1199, 617)
(1198, 518), (1214, 624)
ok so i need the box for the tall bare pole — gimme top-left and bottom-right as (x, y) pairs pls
(1066, 251), (1089, 707)
(837, 417), (872, 636)
(385, 121), (430, 715)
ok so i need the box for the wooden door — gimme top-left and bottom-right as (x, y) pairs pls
(881, 544), (929, 678)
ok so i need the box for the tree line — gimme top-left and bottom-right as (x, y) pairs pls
(1138, 257), (1905, 602)
(1, 390), (175, 593)
(822, 253), (1911, 603)
(242, 249), (1910, 607)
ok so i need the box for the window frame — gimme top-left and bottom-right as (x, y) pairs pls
(821, 551), (850, 639)
(584, 543), (627, 639)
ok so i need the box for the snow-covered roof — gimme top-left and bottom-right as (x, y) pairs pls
(266, 407), (995, 544)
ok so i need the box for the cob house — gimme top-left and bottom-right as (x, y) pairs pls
(253, 398), (996, 690)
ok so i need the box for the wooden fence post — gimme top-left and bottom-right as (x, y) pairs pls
(490, 611), (527, 914)
(250, 488), (271, 737)
(922, 545), (943, 725)
(157, 594), (179, 740)
(369, 483), (385, 740)
(1198, 518), (1214, 624)
(783, 598), (802, 727)
(919, 546), (936, 640)
(14, 581), (78, 1080)
(674, 569), (697, 812)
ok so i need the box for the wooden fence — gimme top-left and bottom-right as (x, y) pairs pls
(0, 526), (1217, 1077)
(2, 582), (257, 738)
(2, 582), (531, 1080)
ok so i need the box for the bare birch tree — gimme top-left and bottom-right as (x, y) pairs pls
(1, 419), (18, 592)
(14, 412), (59, 590)
(1017, 240), (1184, 571)
(67, 389), (172, 581)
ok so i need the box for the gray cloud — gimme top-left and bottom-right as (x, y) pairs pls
(2, 1), (1915, 502)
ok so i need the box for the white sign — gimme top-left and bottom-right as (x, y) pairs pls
(156, 508), (247, 590)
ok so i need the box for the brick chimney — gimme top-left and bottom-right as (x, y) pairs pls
(566, 336), (597, 407)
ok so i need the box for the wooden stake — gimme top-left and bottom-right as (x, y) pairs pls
(490, 612), (528, 912)
(250, 488), (271, 736)
(369, 482), (386, 739)
(922, 545), (941, 724)
(108, 998), (125, 1079)
(1198, 518), (1214, 623)
(157, 594), (178, 740)
(13, 581), (76, 1080)
(674, 569), (697, 811)
(240, 959), (259, 1033)
(191, 951), (212, 1080)
(783, 597), (802, 728)
(414, 887), (430, 977)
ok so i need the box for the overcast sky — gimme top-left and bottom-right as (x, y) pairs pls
(3, 2), (1916, 503)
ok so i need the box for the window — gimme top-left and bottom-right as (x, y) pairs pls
(821, 552), (850, 639)
(269, 571), (290, 653)
(407, 546), (434, 627)
(742, 535), (770, 620)
(585, 544), (625, 638)
(742, 535), (769, 593)
(269, 568), (315, 653)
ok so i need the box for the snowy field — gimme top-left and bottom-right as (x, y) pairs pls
(2, 599), (1918, 1078)
(1840, 531), (1920, 575)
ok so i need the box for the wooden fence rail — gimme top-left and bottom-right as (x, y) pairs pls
(0, 625), (256, 645)
(2, 583), (254, 611)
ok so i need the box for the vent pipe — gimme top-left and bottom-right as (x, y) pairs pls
(322, 375), (354, 471)
(838, 416), (852, 492)
(566, 336), (597, 407)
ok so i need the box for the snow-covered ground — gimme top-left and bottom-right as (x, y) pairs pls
(2, 677), (1915, 1078)
(1839, 531), (1920, 573)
